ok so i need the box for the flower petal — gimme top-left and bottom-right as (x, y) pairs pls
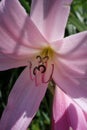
(0, 53), (27, 70)
(30, 0), (72, 42)
(53, 32), (87, 112)
(0, 67), (47, 130)
(52, 86), (87, 130)
(0, 0), (48, 70)
(0, 0), (47, 47)
(58, 31), (87, 55)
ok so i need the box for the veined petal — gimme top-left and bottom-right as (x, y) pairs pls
(30, 0), (73, 42)
(0, 0), (48, 70)
(0, 54), (28, 70)
(0, 0), (47, 48)
(52, 87), (87, 130)
(58, 31), (87, 55)
(53, 32), (87, 112)
(0, 67), (47, 130)
(53, 57), (87, 112)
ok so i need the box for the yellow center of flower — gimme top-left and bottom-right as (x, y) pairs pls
(40, 46), (54, 59)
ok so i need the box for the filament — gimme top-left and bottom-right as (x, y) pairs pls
(42, 64), (54, 83)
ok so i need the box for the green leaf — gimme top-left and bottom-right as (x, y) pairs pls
(19, 0), (30, 13)
(69, 13), (87, 32)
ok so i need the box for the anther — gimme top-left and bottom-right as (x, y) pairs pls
(43, 56), (49, 63)
(33, 65), (46, 75)
(36, 55), (42, 63)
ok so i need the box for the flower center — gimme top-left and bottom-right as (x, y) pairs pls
(28, 46), (54, 86)
(40, 46), (54, 59)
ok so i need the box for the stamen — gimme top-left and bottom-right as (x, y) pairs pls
(36, 55), (49, 65)
(28, 61), (41, 86)
(28, 53), (54, 86)
(34, 73), (39, 86)
(33, 65), (46, 75)
(42, 64), (54, 83)
(43, 56), (49, 63)
(28, 61), (34, 80)
(36, 55), (42, 63)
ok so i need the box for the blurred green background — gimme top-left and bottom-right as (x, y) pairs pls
(0, 0), (87, 130)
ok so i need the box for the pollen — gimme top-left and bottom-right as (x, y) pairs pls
(40, 46), (54, 59)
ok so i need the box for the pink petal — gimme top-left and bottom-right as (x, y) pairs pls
(52, 86), (87, 130)
(0, 0), (48, 70)
(0, 0), (48, 48)
(58, 31), (87, 55)
(30, 0), (73, 42)
(0, 67), (47, 130)
(53, 31), (87, 112)
(0, 54), (27, 70)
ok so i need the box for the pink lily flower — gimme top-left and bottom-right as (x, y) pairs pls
(0, 0), (87, 130)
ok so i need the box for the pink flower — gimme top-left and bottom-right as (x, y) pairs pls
(0, 0), (87, 130)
